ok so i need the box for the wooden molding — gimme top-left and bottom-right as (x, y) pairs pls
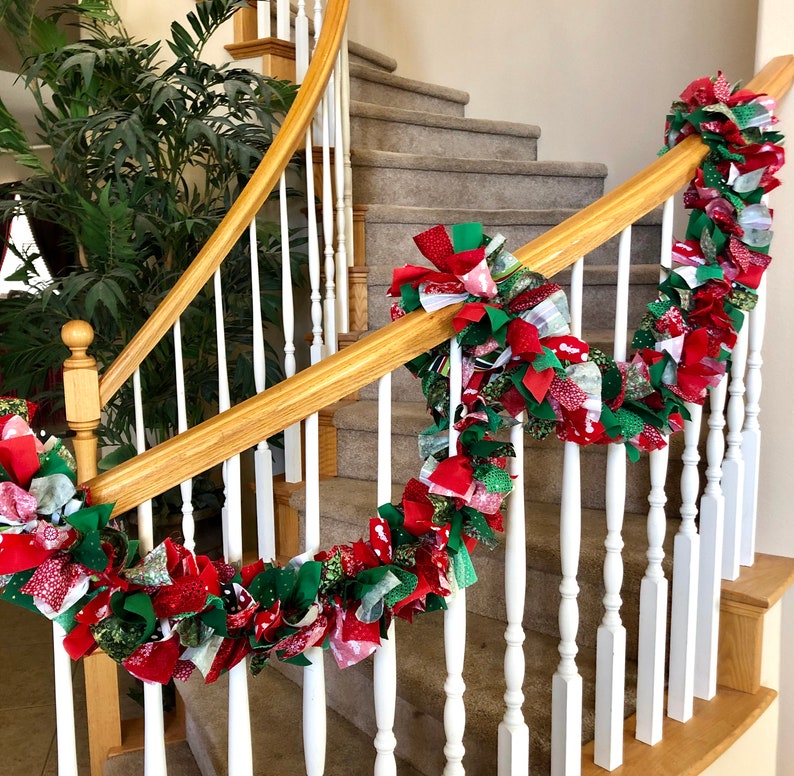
(352, 204), (368, 267)
(581, 687), (776, 775)
(348, 265), (369, 332)
(273, 476), (303, 562)
(225, 38), (297, 82)
(83, 651), (122, 776)
(718, 553), (794, 693)
(232, 6), (257, 43)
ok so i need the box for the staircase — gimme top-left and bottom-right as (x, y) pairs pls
(170, 39), (675, 776)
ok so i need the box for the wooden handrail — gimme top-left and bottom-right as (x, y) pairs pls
(86, 55), (794, 515)
(97, 0), (350, 407)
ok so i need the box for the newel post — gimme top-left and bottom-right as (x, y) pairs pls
(62, 320), (101, 482)
(61, 320), (123, 776)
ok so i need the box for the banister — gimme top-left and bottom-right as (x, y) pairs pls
(97, 0), (350, 407)
(85, 54), (794, 515)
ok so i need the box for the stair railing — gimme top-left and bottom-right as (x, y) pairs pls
(60, 54), (794, 776)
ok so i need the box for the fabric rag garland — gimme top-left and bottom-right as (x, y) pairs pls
(0, 73), (784, 685)
(389, 71), (783, 461)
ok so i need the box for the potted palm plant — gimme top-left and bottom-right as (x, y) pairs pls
(0, 0), (305, 447)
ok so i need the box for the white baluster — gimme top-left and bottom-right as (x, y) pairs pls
(667, 402), (702, 722)
(313, 0), (323, 46)
(256, 0), (271, 40)
(295, 1), (309, 81)
(52, 622), (78, 776)
(498, 414), (529, 776)
(443, 337), (466, 776)
(635, 197), (674, 745)
(595, 227), (631, 770)
(741, 274), (766, 567)
(173, 318), (195, 553)
(722, 323), (748, 580)
(248, 220), (276, 561)
(552, 257), (583, 776)
(213, 269), (253, 776)
(276, 0), (290, 41)
(304, 125), (325, 365)
(374, 372), (397, 775)
(333, 53), (349, 336)
(132, 368), (168, 776)
(322, 87), (337, 355)
(280, 174), (303, 482)
(303, 410), (327, 776)
(695, 375), (728, 700)
(311, 1), (326, 143)
(552, 442), (583, 776)
(340, 28), (355, 291)
(660, 197), (674, 278)
(635, 445), (670, 744)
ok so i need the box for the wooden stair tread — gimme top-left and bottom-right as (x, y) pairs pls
(721, 552), (794, 610)
(581, 686), (777, 776)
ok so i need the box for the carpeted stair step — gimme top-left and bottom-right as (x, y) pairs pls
(177, 666), (424, 776)
(365, 263), (663, 332)
(359, 205), (663, 268)
(350, 62), (469, 117)
(290, 476), (675, 657)
(353, 151), (607, 211)
(272, 610), (635, 776)
(348, 41), (398, 72)
(350, 100), (540, 161)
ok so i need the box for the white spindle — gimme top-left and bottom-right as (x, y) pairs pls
(498, 414), (529, 776)
(248, 220), (276, 561)
(695, 375), (728, 700)
(333, 52), (349, 336)
(340, 27), (355, 291)
(660, 197), (675, 278)
(443, 337), (466, 776)
(52, 622), (78, 776)
(667, 402), (702, 722)
(303, 410), (327, 775)
(213, 269), (253, 776)
(551, 257), (583, 776)
(280, 174), (303, 482)
(635, 200), (674, 744)
(132, 368), (168, 776)
(595, 227), (631, 770)
(173, 318), (195, 553)
(552, 442), (583, 776)
(304, 125), (325, 365)
(741, 274), (766, 567)
(256, 0), (271, 40)
(313, 0), (323, 45)
(722, 323), (748, 580)
(635, 445), (670, 744)
(322, 88), (337, 355)
(374, 372), (397, 775)
(295, 1), (309, 81)
(276, 0), (290, 41)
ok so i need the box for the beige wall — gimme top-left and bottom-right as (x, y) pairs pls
(347, 0), (758, 189)
(754, 2), (794, 774)
(114, 0), (235, 66)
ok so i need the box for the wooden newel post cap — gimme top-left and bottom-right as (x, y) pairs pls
(62, 320), (96, 364)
